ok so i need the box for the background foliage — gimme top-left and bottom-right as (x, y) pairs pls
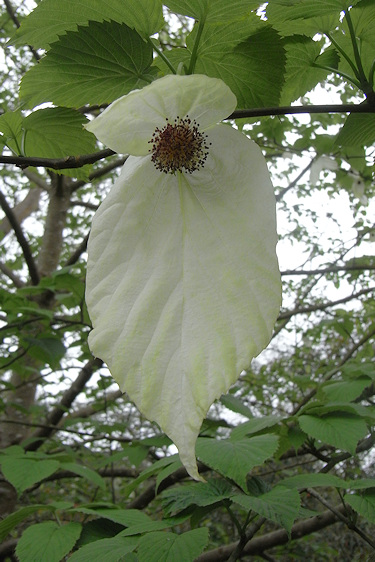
(0, 0), (375, 560)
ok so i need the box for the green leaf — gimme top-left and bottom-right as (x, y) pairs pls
(20, 21), (156, 108)
(190, 24), (286, 108)
(0, 110), (23, 153)
(0, 505), (57, 542)
(60, 462), (106, 490)
(219, 394), (254, 418)
(136, 529), (209, 562)
(266, 0), (359, 23)
(280, 473), (346, 489)
(230, 415), (281, 440)
(75, 519), (127, 547)
(164, 0), (260, 22)
(232, 486), (301, 534)
(124, 455), (180, 497)
(24, 335), (66, 369)
(321, 377), (372, 402)
(16, 521), (82, 562)
(196, 435), (279, 490)
(161, 478), (234, 516)
(22, 108), (96, 157)
(155, 459), (184, 492)
(345, 489), (375, 523)
(347, 478), (375, 490)
(280, 37), (337, 104)
(298, 413), (368, 454)
(69, 507), (151, 528)
(13, 0), (164, 48)
(69, 537), (138, 562)
(335, 114), (375, 148)
(0, 457), (60, 494)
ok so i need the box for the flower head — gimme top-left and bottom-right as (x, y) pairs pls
(85, 74), (281, 480)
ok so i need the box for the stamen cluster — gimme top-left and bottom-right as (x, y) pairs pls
(149, 116), (210, 174)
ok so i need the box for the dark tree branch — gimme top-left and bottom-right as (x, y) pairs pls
(195, 504), (348, 561)
(228, 102), (375, 120)
(227, 517), (267, 562)
(25, 357), (103, 451)
(0, 149), (115, 170)
(0, 187), (40, 285)
(0, 261), (24, 287)
(64, 232), (89, 266)
(69, 156), (127, 192)
(276, 158), (315, 202)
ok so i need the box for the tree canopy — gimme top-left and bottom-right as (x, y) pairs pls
(0, 1), (374, 561)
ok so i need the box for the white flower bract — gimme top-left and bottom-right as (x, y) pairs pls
(85, 74), (281, 480)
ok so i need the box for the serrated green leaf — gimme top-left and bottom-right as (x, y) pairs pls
(335, 114), (375, 148)
(161, 478), (234, 516)
(164, 0), (260, 22)
(0, 110), (23, 153)
(20, 21), (156, 108)
(22, 108), (96, 157)
(0, 505), (57, 542)
(280, 473), (346, 489)
(196, 435), (279, 490)
(246, 476), (272, 496)
(16, 521), (82, 562)
(13, 0), (164, 48)
(322, 377), (372, 402)
(191, 24), (286, 108)
(280, 36), (334, 104)
(0, 457), (60, 494)
(69, 537), (138, 562)
(231, 415), (282, 440)
(266, 0), (359, 23)
(232, 486), (301, 534)
(60, 462), (105, 490)
(345, 489), (375, 523)
(298, 413), (368, 454)
(137, 529), (209, 562)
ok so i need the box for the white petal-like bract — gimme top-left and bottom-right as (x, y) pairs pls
(86, 75), (281, 480)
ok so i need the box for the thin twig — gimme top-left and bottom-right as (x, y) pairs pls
(307, 488), (375, 550)
(282, 264), (375, 276)
(279, 287), (374, 320)
(3, 0), (40, 60)
(0, 187), (40, 284)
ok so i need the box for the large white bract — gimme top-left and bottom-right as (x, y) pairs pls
(85, 74), (281, 480)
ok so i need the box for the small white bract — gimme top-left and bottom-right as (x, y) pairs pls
(85, 74), (281, 481)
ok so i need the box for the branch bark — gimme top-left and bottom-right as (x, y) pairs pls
(0, 187), (39, 284)
(195, 504), (348, 562)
